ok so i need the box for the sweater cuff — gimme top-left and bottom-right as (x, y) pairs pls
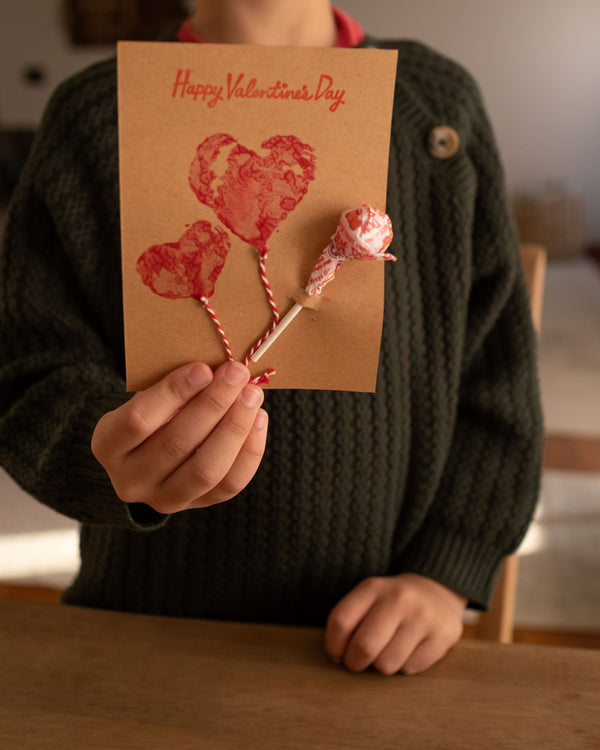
(393, 525), (506, 610)
(51, 390), (170, 532)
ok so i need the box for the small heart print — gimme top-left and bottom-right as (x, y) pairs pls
(136, 220), (230, 300)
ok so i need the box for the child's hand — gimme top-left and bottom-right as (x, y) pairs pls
(91, 361), (268, 514)
(325, 573), (467, 676)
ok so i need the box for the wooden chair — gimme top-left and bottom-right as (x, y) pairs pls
(475, 243), (547, 643)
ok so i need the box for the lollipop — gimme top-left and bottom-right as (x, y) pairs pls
(136, 220), (234, 359)
(250, 205), (395, 363)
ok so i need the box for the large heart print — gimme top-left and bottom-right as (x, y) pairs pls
(188, 133), (316, 248)
(136, 220), (230, 300)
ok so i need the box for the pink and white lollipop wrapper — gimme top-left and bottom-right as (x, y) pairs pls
(251, 205), (395, 363)
(305, 205), (394, 296)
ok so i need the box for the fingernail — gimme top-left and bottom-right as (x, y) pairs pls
(224, 362), (249, 386)
(254, 409), (268, 430)
(241, 385), (263, 408)
(187, 365), (212, 388)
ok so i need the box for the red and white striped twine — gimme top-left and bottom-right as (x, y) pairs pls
(200, 296), (234, 362)
(249, 368), (275, 385)
(244, 318), (277, 384)
(243, 317), (278, 366)
(201, 296), (275, 385)
(258, 247), (280, 324)
(242, 245), (279, 384)
(201, 246), (280, 386)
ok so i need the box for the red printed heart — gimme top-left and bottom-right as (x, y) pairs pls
(136, 220), (230, 300)
(188, 133), (316, 248)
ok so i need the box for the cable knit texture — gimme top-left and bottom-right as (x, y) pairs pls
(0, 32), (543, 622)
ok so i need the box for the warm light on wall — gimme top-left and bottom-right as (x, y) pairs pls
(0, 529), (79, 580)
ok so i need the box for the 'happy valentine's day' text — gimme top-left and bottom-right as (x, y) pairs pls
(171, 70), (347, 112)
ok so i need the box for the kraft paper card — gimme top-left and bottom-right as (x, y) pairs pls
(118, 41), (397, 392)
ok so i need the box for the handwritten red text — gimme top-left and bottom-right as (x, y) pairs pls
(171, 69), (346, 113)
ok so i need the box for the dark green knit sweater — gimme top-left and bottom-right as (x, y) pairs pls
(0, 34), (542, 623)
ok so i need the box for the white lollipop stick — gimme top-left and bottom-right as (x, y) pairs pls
(251, 303), (303, 362)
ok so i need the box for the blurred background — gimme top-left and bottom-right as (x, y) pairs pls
(1, 0), (599, 643)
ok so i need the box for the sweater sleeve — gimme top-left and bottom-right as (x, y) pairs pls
(0, 63), (168, 531)
(394, 63), (544, 609)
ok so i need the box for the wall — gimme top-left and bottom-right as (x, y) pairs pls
(0, 1), (113, 128)
(2, 1), (598, 239)
(338, 0), (600, 241)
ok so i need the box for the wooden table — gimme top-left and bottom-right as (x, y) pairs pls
(1, 600), (598, 749)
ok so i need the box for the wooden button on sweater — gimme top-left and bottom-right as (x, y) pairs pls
(428, 126), (460, 159)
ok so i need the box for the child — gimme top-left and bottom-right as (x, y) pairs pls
(0, 1), (543, 676)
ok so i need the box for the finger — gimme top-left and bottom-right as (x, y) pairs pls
(325, 578), (382, 664)
(156, 384), (264, 506)
(93, 362), (213, 459)
(189, 408), (269, 508)
(127, 361), (251, 479)
(401, 633), (460, 675)
(341, 598), (403, 673)
(372, 621), (427, 676)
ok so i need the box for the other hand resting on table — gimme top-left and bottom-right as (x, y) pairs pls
(325, 573), (467, 676)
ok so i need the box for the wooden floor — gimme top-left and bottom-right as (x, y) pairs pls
(2, 431), (599, 649)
